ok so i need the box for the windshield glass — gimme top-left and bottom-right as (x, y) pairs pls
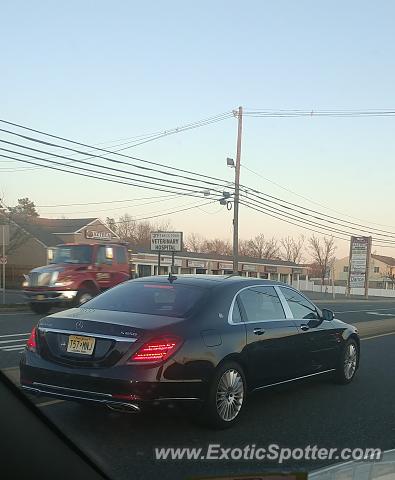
(84, 282), (206, 317)
(51, 245), (93, 264)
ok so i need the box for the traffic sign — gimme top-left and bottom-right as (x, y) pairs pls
(0, 256), (7, 265)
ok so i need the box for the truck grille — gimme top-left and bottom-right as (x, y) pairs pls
(29, 272), (52, 287)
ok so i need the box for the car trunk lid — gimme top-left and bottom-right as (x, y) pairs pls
(36, 308), (184, 368)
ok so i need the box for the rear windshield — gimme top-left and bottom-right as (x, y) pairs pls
(83, 281), (206, 317)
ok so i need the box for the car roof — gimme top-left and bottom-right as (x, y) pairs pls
(133, 274), (289, 289)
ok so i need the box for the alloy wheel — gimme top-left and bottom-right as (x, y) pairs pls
(215, 369), (244, 422)
(344, 343), (357, 380)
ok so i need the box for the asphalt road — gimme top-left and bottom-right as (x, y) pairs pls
(1, 300), (395, 479)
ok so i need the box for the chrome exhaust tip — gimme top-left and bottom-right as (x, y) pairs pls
(106, 402), (141, 414)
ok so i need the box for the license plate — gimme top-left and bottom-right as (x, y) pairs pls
(36, 295), (45, 301)
(66, 335), (95, 355)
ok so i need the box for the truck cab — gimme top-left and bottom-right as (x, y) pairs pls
(23, 243), (130, 314)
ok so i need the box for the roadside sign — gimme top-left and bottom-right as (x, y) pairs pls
(348, 236), (372, 294)
(150, 232), (183, 252)
(0, 256), (7, 265)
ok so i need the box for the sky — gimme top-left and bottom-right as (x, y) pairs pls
(1, 0), (395, 259)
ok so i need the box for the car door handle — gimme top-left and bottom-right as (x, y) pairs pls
(300, 324), (310, 331)
(253, 328), (265, 335)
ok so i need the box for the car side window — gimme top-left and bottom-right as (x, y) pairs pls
(237, 286), (285, 322)
(232, 300), (243, 323)
(280, 287), (318, 320)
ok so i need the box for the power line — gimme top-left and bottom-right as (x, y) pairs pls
(0, 115), (233, 185)
(240, 163), (395, 228)
(0, 153), (221, 200)
(36, 193), (181, 208)
(0, 130), (231, 193)
(243, 195), (395, 248)
(109, 199), (218, 224)
(239, 198), (349, 242)
(239, 199), (395, 249)
(0, 112), (233, 173)
(243, 109), (395, 117)
(39, 194), (184, 215)
(237, 185), (395, 237)
(0, 144), (226, 197)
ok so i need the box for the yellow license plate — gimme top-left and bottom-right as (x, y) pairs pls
(66, 335), (95, 355)
(36, 295), (45, 300)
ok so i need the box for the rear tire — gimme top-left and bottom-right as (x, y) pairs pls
(199, 361), (246, 429)
(334, 338), (359, 384)
(29, 302), (52, 315)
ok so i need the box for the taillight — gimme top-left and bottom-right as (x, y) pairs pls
(128, 336), (182, 363)
(26, 327), (37, 352)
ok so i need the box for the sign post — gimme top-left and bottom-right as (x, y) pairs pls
(347, 236), (372, 298)
(150, 232), (183, 275)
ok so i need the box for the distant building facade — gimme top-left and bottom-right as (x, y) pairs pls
(333, 254), (395, 289)
(130, 249), (309, 285)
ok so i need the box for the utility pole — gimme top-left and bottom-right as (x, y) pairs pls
(2, 225), (5, 305)
(331, 264), (336, 299)
(233, 106), (243, 274)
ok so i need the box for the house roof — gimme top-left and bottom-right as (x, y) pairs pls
(30, 217), (98, 234)
(133, 247), (301, 267)
(372, 254), (395, 266)
(10, 216), (99, 247)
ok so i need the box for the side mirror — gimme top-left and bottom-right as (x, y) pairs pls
(321, 308), (334, 321)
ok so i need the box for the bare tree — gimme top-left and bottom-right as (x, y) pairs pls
(281, 235), (305, 263)
(201, 238), (232, 256)
(382, 268), (395, 289)
(239, 234), (280, 259)
(110, 214), (173, 249)
(184, 232), (204, 252)
(115, 214), (136, 243)
(105, 217), (117, 232)
(308, 235), (336, 288)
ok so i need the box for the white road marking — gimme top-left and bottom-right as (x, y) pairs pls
(0, 332), (30, 338)
(0, 345), (26, 351)
(0, 338), (29, 344)
(361, 331), (395, 341)
(334, 307), (395, 314)
(365, 312), (394, 316)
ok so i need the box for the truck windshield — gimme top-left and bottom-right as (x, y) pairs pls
(51, 245), (93, 264)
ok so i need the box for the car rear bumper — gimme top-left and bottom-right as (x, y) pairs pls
(20, 352), (206, 407)
(24, 290), (78, 304)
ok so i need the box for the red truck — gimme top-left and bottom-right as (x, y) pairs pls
(23, 243), (130, 314)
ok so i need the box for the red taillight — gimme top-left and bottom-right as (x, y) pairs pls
(128, 336), (182, 363)
(26, 327), (37, 352)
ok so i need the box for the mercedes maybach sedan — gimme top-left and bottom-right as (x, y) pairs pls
(20, 275), (360, 428)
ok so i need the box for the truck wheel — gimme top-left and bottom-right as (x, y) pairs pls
(75, 289), (95, 306)
(29, 303), (52, 315)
